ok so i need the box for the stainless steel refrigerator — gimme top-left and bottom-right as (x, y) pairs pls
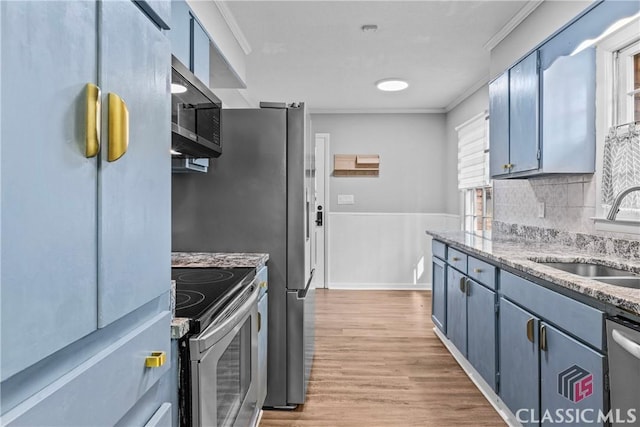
(172, 102), (316, 408)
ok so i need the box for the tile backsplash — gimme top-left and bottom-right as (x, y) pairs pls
(494, 174), (597, 234)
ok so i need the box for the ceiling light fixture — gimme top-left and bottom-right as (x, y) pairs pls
(171, 83), (187, 94)
(376, 79), (409, 92)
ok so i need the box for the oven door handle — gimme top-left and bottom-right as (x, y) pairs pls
(196, 282), (260, 353)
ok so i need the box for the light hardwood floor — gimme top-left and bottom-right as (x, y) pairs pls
(260, 290), (505, 427)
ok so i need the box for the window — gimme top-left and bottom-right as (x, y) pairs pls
(615, 41), (640, 124)
(463, 187), (493, 237)
(599, 27), (640, 223)
(591, 14), (640, 234)
(456, 112), (492, 237)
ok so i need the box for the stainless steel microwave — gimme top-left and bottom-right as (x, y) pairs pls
(171, 55), (222, 158)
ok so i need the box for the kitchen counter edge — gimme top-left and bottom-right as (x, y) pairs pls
(425, 230), (640, 317)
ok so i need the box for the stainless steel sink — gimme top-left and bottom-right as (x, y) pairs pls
(536, 261), (640, 289)
(537, 262), (633, 277)
(595, 277), (640, 289)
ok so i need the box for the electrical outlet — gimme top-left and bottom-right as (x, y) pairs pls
(337, 194), (355, 205)
(537, 202), (545, 218)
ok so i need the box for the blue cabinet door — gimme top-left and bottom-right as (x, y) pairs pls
(446, 267), (467, 355)
(169, 0), (191, 68)
(0, 1), (99, 380)
(509, 51), (539, 175)
(499, 298), (540, 426)
(192, 17), (210, 86)
(467, 280), (496, 391)
(540, 323), (605, 427)
(432, 257), (447, 333)
(489, 71), (510, 178)
(98, 0), (171, 327)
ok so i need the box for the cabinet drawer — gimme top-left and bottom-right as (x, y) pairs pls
(256, 265), (268, 288)
(447, 248), (467, 273)
(4, 312), (171, 426)
(501, 271), (604, 350)
(432, 240), (446, 260)
(468, 256), (497, 290)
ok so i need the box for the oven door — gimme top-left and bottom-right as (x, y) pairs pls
(190, 283), (259, 427)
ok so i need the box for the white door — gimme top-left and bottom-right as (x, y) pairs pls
(314, 133), (328, 289)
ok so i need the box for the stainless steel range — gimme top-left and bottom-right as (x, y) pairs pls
(173, 267), (261, 427)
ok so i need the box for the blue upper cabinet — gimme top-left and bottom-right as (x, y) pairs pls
(192, 18), (210, 86)
(169, 0), (191, 68)
(508, 51), (540, 175)
(0, 0), (99, 381)
(98, 0), (171, 327)
(489, 0), (640, 179)
(489, 72), (510, 178)
(169, 0), (210, 86)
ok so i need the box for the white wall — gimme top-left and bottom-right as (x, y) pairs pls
(327, 213), (459, 289)
(311, 113), (459, 289)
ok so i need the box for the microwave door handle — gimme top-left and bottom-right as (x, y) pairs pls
(196, 284), (259, 353)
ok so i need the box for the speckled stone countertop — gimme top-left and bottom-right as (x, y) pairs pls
(425, 230), (640, 316)
(171, 252), (269, 268)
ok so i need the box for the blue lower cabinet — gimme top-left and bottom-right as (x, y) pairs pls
(431, 257), (446, 333)
(3, 312), (171, 426)
(446, 267), (467, 356)
(499, 298), (540, 426)
(540, 323), (605, 427)
(467, 281), (496, 391)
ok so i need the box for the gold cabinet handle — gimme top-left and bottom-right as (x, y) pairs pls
(258, 312), (262, 332)
(85, 83), (101, 158)
(473, 268), (483, 273)
(540, 325), (548, 351)
(526, 318), (535, 343)
(108, 93), (129, 162)
(259, 281), (267, 288)
(145, 351), (166, 368)
(459, 276), (466, 293)
(452, 257), (461, 262)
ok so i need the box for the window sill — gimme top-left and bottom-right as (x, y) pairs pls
(592, 218), (640, 236)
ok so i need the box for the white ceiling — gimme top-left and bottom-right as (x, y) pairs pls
(222, 1), (530, 112)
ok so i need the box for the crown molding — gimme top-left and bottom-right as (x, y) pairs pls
(483, 0), (544, 52)
(309, 108), (447, 115)
(445, 77), (489, 113)
(213, 1), (252, 55)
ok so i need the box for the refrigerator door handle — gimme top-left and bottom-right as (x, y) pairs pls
(300, 269), (315, 297)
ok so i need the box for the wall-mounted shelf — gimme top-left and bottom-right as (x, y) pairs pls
(334, 154), (380, 176)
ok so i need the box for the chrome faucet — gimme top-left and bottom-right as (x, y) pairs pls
(606, 185), (640, 220)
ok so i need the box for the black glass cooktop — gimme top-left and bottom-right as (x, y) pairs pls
(172, 267), (255, 333)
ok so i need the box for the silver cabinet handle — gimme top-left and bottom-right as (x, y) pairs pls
(612, 329), (640, 360)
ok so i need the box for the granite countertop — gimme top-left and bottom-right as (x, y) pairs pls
(425, 230), (640, 316)
(171, 252), (269, 268)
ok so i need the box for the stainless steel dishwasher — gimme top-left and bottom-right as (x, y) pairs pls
(606, 317), (640, 426)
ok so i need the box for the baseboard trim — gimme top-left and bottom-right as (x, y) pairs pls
(327, 282), (431, 290)
(433, 327), (521, 427)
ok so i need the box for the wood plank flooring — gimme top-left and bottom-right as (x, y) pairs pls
(260, 290), (505, 427)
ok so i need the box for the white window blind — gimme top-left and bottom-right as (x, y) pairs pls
(456, 112), (489, 190)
